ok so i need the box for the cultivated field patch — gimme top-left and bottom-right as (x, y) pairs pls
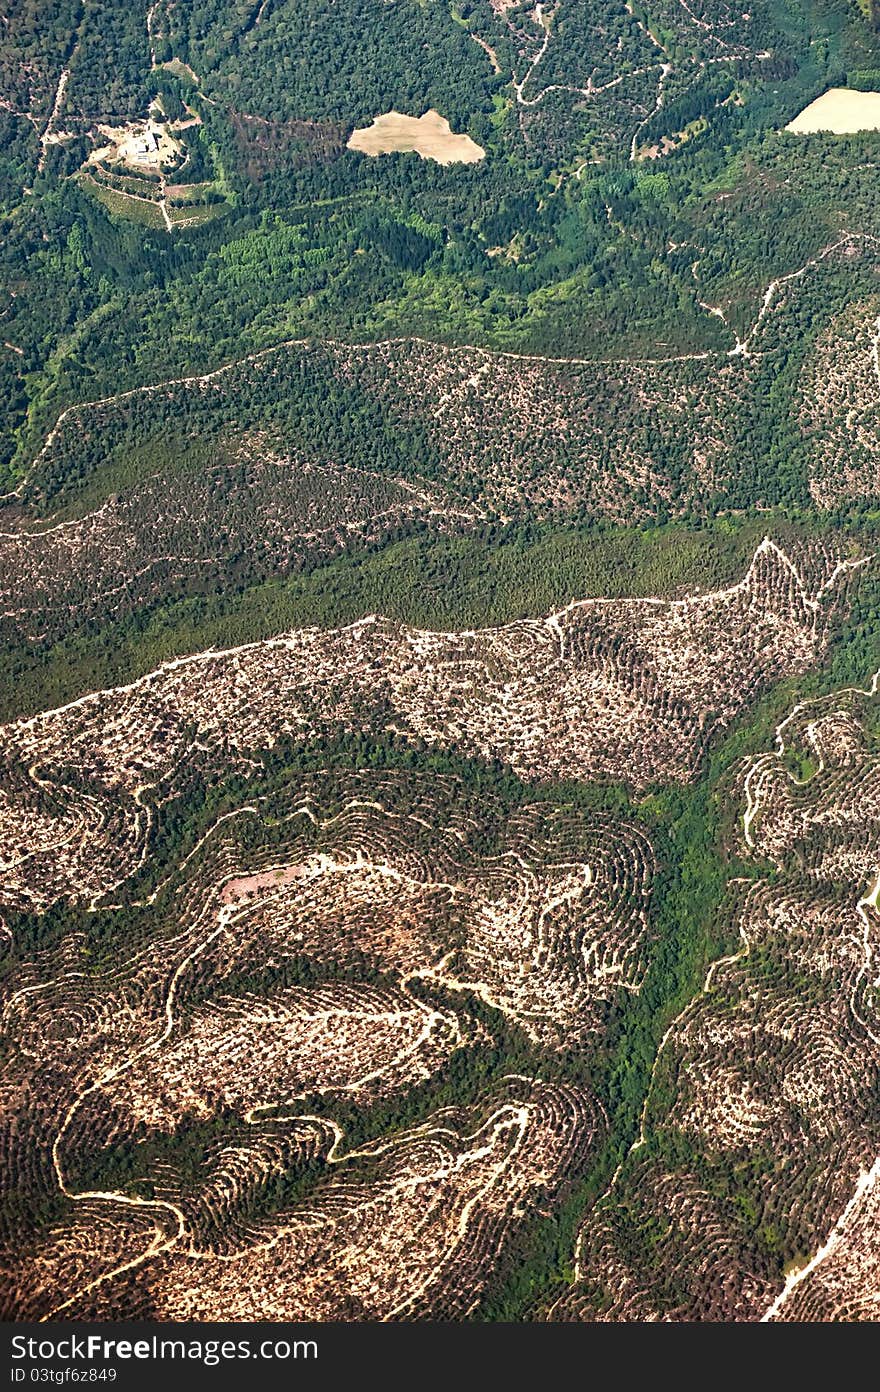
(786, 88), (880, 134)
(347, 110), (485, 164)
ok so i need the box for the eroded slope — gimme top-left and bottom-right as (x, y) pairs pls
(0, 538), (857, 913)
(552, 674), (880, 1321)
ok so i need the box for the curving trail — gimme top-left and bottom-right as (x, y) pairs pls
(762, 1158), (880, 1321)
(8, 229), (874, 514)
(554, 659), (880, 1321)
(0, 537), (857, 924)
(2, 767), (624, 1319)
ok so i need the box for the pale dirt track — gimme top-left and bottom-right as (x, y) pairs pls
(787, 88), (880, 135)
(346, 110), (485, 165)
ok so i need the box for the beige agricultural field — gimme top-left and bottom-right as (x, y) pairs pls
(346, 110), (485, 164)
(786, 88), (880, 133)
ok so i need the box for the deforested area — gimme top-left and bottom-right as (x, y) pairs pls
(4, 0), (880, 1330)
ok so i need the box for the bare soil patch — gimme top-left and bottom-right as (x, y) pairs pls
(347, 110), (485, 165)
(786, 88), (880, 134)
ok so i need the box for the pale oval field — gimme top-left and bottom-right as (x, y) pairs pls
(347, 109), (485, 165)
(786, 87), (880, 134)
